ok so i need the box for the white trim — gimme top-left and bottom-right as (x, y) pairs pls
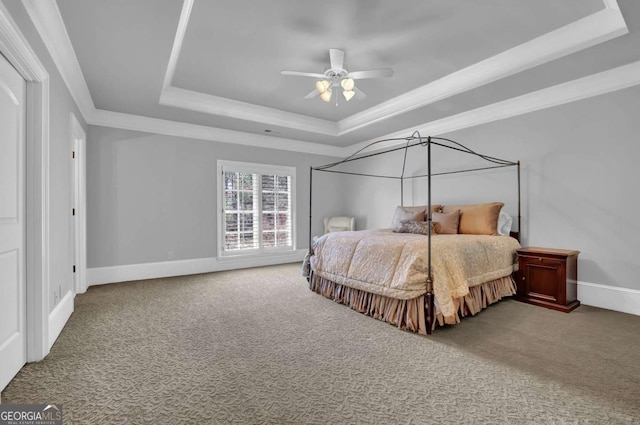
(161, 0), (194, 91)
(47, 290), (74, 348)
(159, 86), (337, 136)
(87, 250), (307, 286)
(337, 5), (628, 135)
(0, 1), (51, 362)
(95, 53), (640, 159)
(349, 60), (640, 155)
(70, 112), (87, 293)
(89, 108), (341, 157)
(578, 281), (640, 316)
(88, 265), (640, 316)
(22, 0), (629, 145)
(21, 0), (95, 119)
(160, 0), (337, 136)
(157, 0), (627, 137)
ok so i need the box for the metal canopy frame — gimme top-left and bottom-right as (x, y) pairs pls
(309, 131), (521, 334)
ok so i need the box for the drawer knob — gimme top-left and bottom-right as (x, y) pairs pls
(522, 277), (525, 281)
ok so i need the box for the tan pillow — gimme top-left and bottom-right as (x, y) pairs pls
(430, 204), (443, 214)
(418, 204), (442, 214)
(391, 206), (425, 231)
(432, 210), (460, 234)
(442, 202), (504, 235)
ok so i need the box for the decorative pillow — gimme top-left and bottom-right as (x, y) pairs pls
(432, 210), (460, 234)
(398, 220), (434, 235)
(442, 202), (504, 235)
(391, 206), (426, 231)
(497, 208), (513, 236)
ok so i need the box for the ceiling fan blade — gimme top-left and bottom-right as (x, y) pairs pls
(348, 68), (393, 79)
(354, 86), (367, 100)
(281, 70), (327, 79)
(329, 48), (344, 70)
(304, 89), (319, 99)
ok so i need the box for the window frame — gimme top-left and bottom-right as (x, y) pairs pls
(217, 160), (296, 258)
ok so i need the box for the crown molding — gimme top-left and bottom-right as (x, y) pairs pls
(0, 1), (46, 80)
(89, 108), (343, 157)
(348, 60), (640, 155)
(91, 59), (640, 159)
(159, 86), (337, 136)
(88, 61), (640, 158)
(19, 0), (633, 158)
(337, 4), (628, 135)
(21, 0), (95, 118)
(159, 0), (628, 136)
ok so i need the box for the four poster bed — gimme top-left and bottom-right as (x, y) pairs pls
(303, 132), (522, 335)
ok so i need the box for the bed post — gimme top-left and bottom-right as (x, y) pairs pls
(309, 166), (313, 253)
(400, 140), (410, 207)
(426, 135), (435, 335)
(517, 160), (521, 240)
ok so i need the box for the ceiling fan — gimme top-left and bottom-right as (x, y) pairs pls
(281, 49), (393, 103)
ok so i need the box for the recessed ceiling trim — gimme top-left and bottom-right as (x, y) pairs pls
(337, 4), (628, 135)
(160, 0), (337, 136)
(89, 108), (341, 157)
(92, 59), (640, 158)
(161, 0), (627, 137)
(350, 60), (640, 155)
(159, 86), (338, 136)
(161, 0), (194, 91)
(21, 0), (634, 158)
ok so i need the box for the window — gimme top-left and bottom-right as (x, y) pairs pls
(218, 161), (295, 256)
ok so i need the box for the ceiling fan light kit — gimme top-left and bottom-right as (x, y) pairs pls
(281, 48), (393, 104)
(319, 89), (332, 103)
(341, 78), (355, 91)
(342, 90), (355, 101)
(315, 80), (330, 94)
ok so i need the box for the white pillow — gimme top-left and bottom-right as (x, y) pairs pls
(497, 208), (513, 236)
(391, 206), (426, 231)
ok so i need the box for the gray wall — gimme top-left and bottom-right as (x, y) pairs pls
(2, 0), (87, 312)
(87, 126), (342, 267)
(341, 86), (640, 291)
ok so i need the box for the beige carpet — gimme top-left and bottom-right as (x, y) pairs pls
(3, 263), (640, 424)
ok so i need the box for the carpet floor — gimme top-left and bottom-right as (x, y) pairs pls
(2, 263), (640, 424)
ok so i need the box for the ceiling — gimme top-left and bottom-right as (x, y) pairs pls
(26, 1), (638, 154)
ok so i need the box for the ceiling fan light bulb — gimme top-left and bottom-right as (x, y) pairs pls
(341, 78), (355, 91)
(316, 80), (329, 93)
(320, 90), (332, 102)
(343, 90), (355, 101)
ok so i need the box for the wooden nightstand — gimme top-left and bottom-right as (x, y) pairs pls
(516, 247), (580, 312)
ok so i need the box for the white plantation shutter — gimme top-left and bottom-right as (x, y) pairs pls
(219, 161), (295, 256)
(261, 174), (292, 248)
(223, 171), (259, 251)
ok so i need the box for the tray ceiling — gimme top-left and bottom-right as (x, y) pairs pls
(40, 0), (635, 153)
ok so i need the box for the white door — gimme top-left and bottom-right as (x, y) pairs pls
(0, 53), (26, 391)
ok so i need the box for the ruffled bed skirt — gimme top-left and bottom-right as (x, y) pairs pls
(308, 272), (517, 335)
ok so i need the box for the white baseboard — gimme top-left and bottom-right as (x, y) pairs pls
(87, 249), (307, 286)
(48, 290), (74, 349)
(578, 281), (640, 316)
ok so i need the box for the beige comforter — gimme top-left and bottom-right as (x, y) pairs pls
(306, 229), (520, 317)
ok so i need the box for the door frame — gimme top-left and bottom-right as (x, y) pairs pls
(70, 112), (87, 293)
(0, 3), (51, 362)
